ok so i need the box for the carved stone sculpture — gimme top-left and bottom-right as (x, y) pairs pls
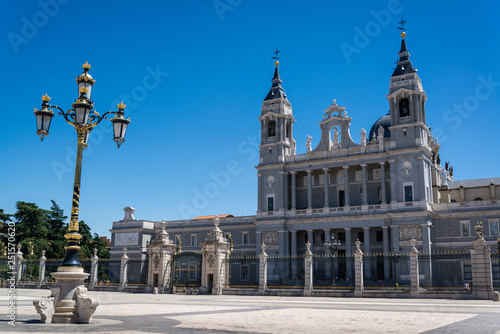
(33, 286), (59, 323)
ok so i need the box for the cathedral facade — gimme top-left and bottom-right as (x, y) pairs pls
(109, 32), (500, 271)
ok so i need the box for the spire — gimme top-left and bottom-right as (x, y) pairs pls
(391, 19), (416, 77)
(264, 49), (288, 101)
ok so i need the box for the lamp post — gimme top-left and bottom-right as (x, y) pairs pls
(32, 62), (130, 324)
(324, 235), (341, 283)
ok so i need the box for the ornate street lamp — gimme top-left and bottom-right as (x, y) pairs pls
(324, 235), (341, 283)
(32, 62), (130, 324)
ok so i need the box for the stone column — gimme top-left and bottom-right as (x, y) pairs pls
(291, 171), (297, 212)
(146, 222), (175, 294)
(389, 159), (397, 205)
(470, 223), (494, 300)
(15, 244), (23, 286)
(323, 168), (330, 209)
(278, 230), (286, 255)
(421, 222), (432, 254)
(361, 164), (368, 206)
(409, 238), (419, 298)
(390, 225), (400, 252)
(382, 226), (391, 280)
(343, 166), (350, 208)
(255, 231), (262, 256)
(304, 242), (313, 296)
(89, 248), (98, 291)
(259, 243), (268, 296)
(307, 169), (313, 211)
(354, 240), (364, 297)
(119, 248), (129, 292)
(380, 162), (387, 204)
(37, 250), (47, 289)
(363, 227), (371, 279)
(307, 230), (314, 246)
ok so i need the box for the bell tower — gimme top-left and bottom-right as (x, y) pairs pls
(386, 21), (429, 149)
(258, 54), (295, 165)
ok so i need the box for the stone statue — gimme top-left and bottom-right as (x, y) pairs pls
(449, 166), (454, 178)
(445, 161), (449, 171)
(360, 128), (367, 147)
(377, 125), (385, 142)
(332, 128), (339, 147)
(306, 135), (312, 153)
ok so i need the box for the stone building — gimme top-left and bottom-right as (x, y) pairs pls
(109, 31), (500, 281)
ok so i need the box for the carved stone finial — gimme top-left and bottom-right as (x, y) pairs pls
(305, 242), (311, 253)
(17, 244), (22, 251)
(42, 249), (46, 257)
(360, 128), (367, 147)
(93, 248), (98, 256)
(355, 239), (361, 253)
(261, 242), (267, 254)
(475, 222), (485, 240)
(123, 206), (136, 221)
(333, 99), (337, 105)
(214, 215), (220, 229)
(410, 238), (417, 252)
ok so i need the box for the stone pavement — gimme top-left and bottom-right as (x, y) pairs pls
(2, 288), (500, 333)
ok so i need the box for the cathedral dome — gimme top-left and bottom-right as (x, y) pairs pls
(368, 113), (391, 142)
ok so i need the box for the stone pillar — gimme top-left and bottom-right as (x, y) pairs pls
(278, 230), (286, 255)
(290, 230), (297, 256)
(307, 230), (314, 246)
(343, 166), (350, 207)
(380, 162), (387, 204)
(89, 249), (98, 291)
(304, 242), (313, 296)
(421, 222), (432, 254)
(323, 168), (330, 209)
(363, 227), (371, 279)
(119, 248), (129, 292)
(382, 226), (391, 280)
(307, 169), (313, 211)
(259, 243), (268, 295)
(389, 159), (397, 204)
(37, 250), (47, 289)
(470, 223), (494, 300)
(15, 244), (23, 286)
(354, 240), (364, 297)
(255, 231), (262, 256)
(409, 238), (419, 298)
(390, 225), (400, 252)
(361, 164), (368, 206)
(200, 216), (232, 295)
(291, 171), (297, 212)
(146, 221), (175, 293)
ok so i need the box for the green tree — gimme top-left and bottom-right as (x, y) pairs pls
(14, 201), (50, 258)
(91, 233), (110, 258)
(0, 208), (12, 239)
(46, 200), (68, 259)
(78, 220), (93, 259)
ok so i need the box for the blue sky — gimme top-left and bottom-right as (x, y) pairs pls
(2, 0), (499, 237)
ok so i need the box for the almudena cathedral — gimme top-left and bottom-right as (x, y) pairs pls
(108, 31), (500, 294)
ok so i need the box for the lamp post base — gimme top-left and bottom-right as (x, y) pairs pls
(33, 267), (99, 324)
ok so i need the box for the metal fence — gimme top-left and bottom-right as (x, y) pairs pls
(363, 253), (410, 288)
(267, 255), (304, 288)
(492, 252), (499, 289)
(419, 251), (471, 291)
(227, 254), (259, 287)
(127, 258), (149, 285)
(313, 254), (355, 288)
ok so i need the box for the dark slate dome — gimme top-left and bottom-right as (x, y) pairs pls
(369, 113), (391, 142)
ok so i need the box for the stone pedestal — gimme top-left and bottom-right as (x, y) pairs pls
(409, 238), (420, 298)
(258, 243), (268, 295)
(33, 267), (98, 323)
(470, 223), (494, 300)
(354, 240), (364, 297)
(303, 242), (313, 297)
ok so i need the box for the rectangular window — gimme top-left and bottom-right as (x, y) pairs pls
(242, 264), (249, 280)
(376, 231), (383, 242)
(373, 168), (381, 180)
(338, 232), (346, 243)
(225, 232), (232, 242)
(189, 264), (196, 280)
(460, 221), (470, 237)
(355, 170), (362, 182)
(404, 185), (413, 202)
(490, 220), (499, 235)
(339, 190), (345, 207)
(190, 234), (197, 246)
(464, 264), (472, 281)
(242, 232), (249, 245)
(267, 197), (274, 211)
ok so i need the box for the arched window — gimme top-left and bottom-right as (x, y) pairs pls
(474, 197), (483, 201)
(399, 98), (410, 117)
(268, 121), (276, 137)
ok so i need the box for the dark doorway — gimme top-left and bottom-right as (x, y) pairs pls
(153, 274), (158, 287)
(339, 190), (345, 207)
(208, 274), (213, 294)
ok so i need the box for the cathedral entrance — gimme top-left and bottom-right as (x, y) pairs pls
(171, 252), (202, 293)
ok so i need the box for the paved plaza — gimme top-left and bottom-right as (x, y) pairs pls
(2, 288), (500, 333)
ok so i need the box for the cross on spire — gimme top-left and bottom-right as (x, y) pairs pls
(272, 48), (281, 60)
(398, 18), (407, 31)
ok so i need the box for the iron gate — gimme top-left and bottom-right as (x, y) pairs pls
(170, 252), (202, 293)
